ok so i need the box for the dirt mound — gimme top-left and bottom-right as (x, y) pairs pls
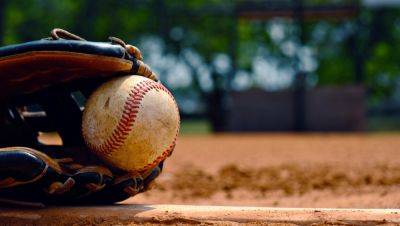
(156, 163), (400, 200)
(129, 134), (400, 207)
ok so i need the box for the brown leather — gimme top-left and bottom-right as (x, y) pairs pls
(0, 51), (133, 99)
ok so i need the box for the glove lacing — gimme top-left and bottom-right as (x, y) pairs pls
(49, 28), (159, 82)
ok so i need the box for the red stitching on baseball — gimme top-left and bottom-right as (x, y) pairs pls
(87, 79), (179, 172)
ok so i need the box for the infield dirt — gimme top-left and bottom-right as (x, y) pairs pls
(126, 133), (400, 208)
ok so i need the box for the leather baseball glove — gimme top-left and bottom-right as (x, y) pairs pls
(0, 28), (166, 206)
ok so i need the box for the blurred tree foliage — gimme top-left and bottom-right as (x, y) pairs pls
(1, 0), (400, 113)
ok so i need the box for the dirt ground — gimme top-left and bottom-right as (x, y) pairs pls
(125, 133), (400, 208)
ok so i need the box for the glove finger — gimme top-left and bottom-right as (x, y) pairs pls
(83, 161), (164, 204)
(142, 161), (164, 192)
(80, 172), (144, 204)
(0, 147), (58, 188)
(67, 166), (113, 198)
(0, 147), (115, 204)
(0, 147), (67, 203)
(0, 34), (132, 99)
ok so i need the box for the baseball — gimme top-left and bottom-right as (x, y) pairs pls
(82, 75), (180, 172)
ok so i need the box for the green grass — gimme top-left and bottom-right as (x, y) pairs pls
(368, 116), (400, 131)
(180, 117), (400, 133)
(180, 119), (212, 134)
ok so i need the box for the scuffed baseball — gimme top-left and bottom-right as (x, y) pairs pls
(82, 75), (180, 172)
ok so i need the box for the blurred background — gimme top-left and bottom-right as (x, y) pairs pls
(3, 0), (400, 208)
(2, 0), (400, 133)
